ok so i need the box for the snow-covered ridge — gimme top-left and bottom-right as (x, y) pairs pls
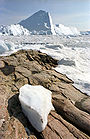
(0, 24), (30, 36)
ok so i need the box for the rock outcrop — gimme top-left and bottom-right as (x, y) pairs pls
(0, 50), (90, 139)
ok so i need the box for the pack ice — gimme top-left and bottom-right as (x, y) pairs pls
(19, 84), (54, 132)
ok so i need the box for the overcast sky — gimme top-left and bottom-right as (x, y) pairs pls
(0, 0), (90, 31)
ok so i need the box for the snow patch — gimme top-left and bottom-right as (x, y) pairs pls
(19, 84), (54, 132)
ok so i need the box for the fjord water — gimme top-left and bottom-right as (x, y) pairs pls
(0, 35), (90, 95)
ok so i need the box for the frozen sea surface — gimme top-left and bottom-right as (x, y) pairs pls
(0, 35), (90, 95)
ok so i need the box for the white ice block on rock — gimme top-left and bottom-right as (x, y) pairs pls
(19, 84), (54, 132)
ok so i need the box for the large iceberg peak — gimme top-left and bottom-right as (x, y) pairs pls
(19, 10), (55, 35)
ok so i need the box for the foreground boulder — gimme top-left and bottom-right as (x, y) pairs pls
(19, 84), (54, 132)
(0, 50), (90, 139)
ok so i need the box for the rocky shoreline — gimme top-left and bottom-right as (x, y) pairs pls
(0, 50), (90, 139)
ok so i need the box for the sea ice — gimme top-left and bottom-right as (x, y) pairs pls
(19, 84), (54, 132)
(0, 35), (90, 95)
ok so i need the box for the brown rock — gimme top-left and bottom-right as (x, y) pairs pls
(52, 95), (90, 134)
(0, 60), (5, 68)
(75, 97), (90, 114)
(0, 49), (90, 139)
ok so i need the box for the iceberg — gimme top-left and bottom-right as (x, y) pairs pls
(19, 84), (54, 132)
(54, 24), (80, 36)
(0, 24), (30, 36)
(19, 10), (56, 35)
(0, 10), (80, 36)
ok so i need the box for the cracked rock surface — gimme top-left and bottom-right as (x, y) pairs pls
(0, 50), (90, 139)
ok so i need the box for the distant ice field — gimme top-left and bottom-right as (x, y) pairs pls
(0, 35), (90, 95)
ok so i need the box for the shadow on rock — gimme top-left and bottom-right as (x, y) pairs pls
(0, 63), (15, 76)
(7, 93), (43, 138)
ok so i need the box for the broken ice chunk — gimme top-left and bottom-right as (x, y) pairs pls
(19, 84), (54, 132)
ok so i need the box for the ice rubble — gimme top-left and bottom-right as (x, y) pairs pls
(0, 40), (17, 54)
(19, 84), (54, 132)
(0, 40), (9, 53)
(0, 40), (19, 54)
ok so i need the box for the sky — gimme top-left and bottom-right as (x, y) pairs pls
(0, 0), (90, 31)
